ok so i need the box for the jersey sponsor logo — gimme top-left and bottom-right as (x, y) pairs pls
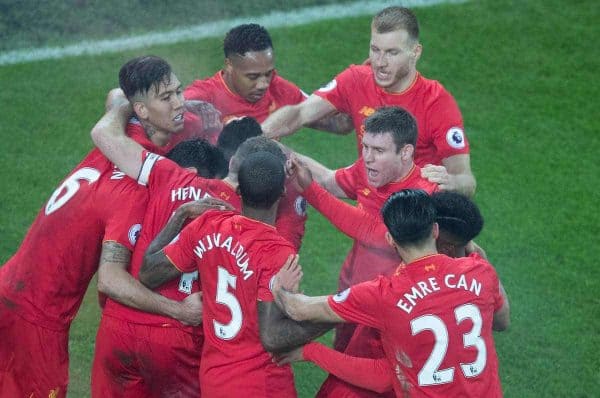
(446, 127), (466, 149)
(317, 79), (337, 93)
(128, 223), (142, 246)
(294, 196), (307, 216)
(359, 106), (376, 117)
(332, 288), (350, 303)
(359, 187), (371, 197)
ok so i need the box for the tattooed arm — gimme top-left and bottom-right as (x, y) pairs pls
(97, 242), (202, 325)
(258, 301), (334, 354)
(306, 112), (354, 135)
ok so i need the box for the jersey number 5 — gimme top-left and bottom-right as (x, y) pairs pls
(45, 168), (101, 215)
(214, 266), (243, 340)
(410, 303), (486, 386)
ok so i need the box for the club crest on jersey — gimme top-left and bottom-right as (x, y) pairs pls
(128, 224), (142, 246)
(332, 288), (350, 303)
(318, 79), (337, 93)
(294, 196), (307, 216)
(446, 127), (466, 149)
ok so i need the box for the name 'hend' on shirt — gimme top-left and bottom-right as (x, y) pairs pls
(193, 233), (253, 280)
(396, 274), (482, 314)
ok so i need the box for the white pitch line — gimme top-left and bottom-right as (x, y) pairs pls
(0, 0), (466, 66)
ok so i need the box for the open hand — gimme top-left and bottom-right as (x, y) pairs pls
(272, 254), (303, 295)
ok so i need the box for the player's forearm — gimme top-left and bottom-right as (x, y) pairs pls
(303, 181), (389, 250)
(98, 264), (184, 320)
(262, 105), (303, 139)
(449, 172), (476, 197)
(91, 101), (142, 179)
(258, 302), (333, 353)
(294, 153), (346, 198)
(303, 342), (393, 393)
(306, 112), (353, 135)
(276, 289), (341, 323)
(493, 282), (510, 331)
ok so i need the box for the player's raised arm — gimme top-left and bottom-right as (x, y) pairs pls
(91, 88), (145, 179)
(261, 94), (337, 139)
(289, 153), (347, 198)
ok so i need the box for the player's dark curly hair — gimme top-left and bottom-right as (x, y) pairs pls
(217, 117), (264, 162)
(223, 23), (273, 57)
(364, 106), (417, 153)
(238, 151), (285, 209)
(119, 55), (172, 100)
(166, 138), (228, 178)
(382, 189), (436, 246)
(232, 136), (286, 172)
(432, 192), (484, 245)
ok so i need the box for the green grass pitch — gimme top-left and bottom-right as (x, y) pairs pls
(0, 0), (598, 396)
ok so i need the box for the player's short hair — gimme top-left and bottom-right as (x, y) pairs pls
(217, 117), (263, 162)
(224, 23), (273, 58)
(432, 192), (484, 245)
(372, 6), (419, 42)
(231, 136), (286, 174)
(364, 106), (417, 153)
(382, 189), (435, 246)
(119, 55), (172, 100)
(166, 138), (228, 178)
(238, 151), (285, 209)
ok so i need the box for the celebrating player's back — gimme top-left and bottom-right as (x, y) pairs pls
(141, 152), (312, 397)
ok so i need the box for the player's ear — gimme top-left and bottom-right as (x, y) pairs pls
(432, 222), (439, 240)
(385, 231), (397, 249)
(133, 101), (148, 120)
(224, 57), (233, 73)
(400, 144), (414, 161)
(412, 43), (422, 62)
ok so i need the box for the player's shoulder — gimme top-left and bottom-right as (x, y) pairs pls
(269, 72), (303, 98)
(416, 73), (457, 100)
(184, 71), (222, 98)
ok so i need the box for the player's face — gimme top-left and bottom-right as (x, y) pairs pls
(225, 49), (275, 103)
(369, 28), (419, 92)
(140, 73), (185, 135)
(362, 132), (405, 188)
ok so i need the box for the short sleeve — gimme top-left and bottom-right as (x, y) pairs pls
(257, 242), (296, 302)
(163, 215), (206, 274)
(313, 66), (356, 114)
(103, 183), (148, 252)
(428, 91), (469, 161)
(334, 159), (362, 200)
(328, 277), (385, 330)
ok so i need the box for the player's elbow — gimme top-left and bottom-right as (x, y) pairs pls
(492, 306), (510, 331)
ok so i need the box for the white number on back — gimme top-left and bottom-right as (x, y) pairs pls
(45, 167), (101, 215)
(410, 303), (486, 386)
(213, 266), (243, 340)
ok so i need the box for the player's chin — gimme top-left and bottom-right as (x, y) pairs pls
(170, 122), (185, 134)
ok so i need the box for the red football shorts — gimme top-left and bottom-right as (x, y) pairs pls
(91, 314), (203, 398)
(0, 301), (68, 398)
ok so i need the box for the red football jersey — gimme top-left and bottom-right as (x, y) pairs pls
(334, 159), (438, 290)
(184, 70), (306, 124)
(102, 152), (239, 329)
(329, 254), (504, 398)
(0, 149), (147, 331)
(164, 210), (297, 398)
(315, 65), (468, 165)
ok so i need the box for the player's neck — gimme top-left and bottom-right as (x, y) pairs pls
(384, 69), (418, 94)
(398, 241), (438, 264)
(141, 121), (171, 147)
(241, 205), (277, 226)
(392, 160), (415, 184)
(223, 174), (238, 189)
